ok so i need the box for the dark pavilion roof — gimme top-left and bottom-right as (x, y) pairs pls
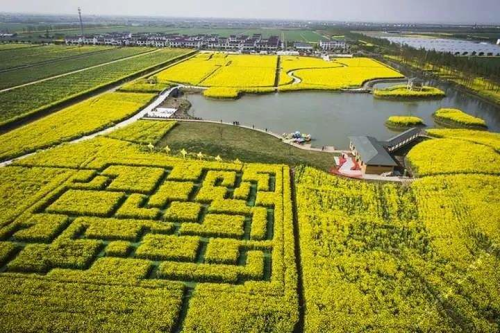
(349, 136), (398, 166)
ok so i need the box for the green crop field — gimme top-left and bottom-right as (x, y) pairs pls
(283, 30), (328, 43)
(157, 121), (337, 171)
(0, 45), (113, 71)
(0, 22), (33, 32)
(0, 48), (193, 126)
(0, 47), (153, 90)
(0, 43), (38, 51)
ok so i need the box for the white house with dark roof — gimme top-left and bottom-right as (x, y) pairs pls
(294, 42), (314, 51)
(349, 136), (398, 175)
(320, 39), (347, 51)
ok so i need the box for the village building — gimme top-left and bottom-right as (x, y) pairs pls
(348, 128), (423, 175)
(319, 39), (348, 51)
(349, 136), (398, 175)
(64, 32), (282, 52)
(0, 33), (17, 38)
(294, 42), (314, 52)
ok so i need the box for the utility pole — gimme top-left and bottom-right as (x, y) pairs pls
(78, 7), (84, 37)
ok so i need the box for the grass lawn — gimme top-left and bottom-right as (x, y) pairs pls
(157, 121), (338, 171)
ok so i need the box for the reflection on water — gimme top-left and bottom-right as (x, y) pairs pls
(187, 82), (500, 149)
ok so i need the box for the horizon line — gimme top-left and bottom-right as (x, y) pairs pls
(1, 11), (500, 27)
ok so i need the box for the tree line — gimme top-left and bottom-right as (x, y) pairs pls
(351, 32), (500, 88)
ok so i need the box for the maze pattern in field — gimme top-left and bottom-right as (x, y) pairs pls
(0, 162), (283, 286)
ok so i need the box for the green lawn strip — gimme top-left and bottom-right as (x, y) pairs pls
(157, 122), (337, 171)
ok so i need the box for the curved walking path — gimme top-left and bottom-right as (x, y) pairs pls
(288, 71), (302, 85)
(158, 118), (413, 183)
(0, 49), (160, 93)
(73, 86), (177, 143)
(362, 77), (409, 91)
(0, 86), (177, 168)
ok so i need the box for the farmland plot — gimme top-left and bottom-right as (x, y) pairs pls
(157, 53), (278, 90)
(0, 132), (298, 332)
(0, 47), (153, 90)
(295, 166), (500, 332)
(0, 45), (111, 71)
(0, 92), (156, 161)
(279, 57), (404, 91)
(0, 48), (192, 126)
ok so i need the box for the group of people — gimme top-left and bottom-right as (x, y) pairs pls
(221, 120), (268, 132)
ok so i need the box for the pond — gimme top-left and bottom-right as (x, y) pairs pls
(186, 81), (500, 149)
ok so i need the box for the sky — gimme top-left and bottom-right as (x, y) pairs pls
(1, 0), (500, 24)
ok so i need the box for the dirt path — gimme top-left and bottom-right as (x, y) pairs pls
(0, 49), (160, 94)
(274, 56), (282, 88)
(290, 168), (306, 333)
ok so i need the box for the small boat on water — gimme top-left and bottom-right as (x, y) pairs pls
(282, 131), (312, 143)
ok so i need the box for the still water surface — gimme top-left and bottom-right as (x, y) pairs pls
(187, 81), (500, 149)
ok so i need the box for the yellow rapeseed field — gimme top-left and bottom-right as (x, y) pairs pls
(202, 54), (277, 88)
(156, 53), (277, 89)
(386, 115), (425, 127)
(0, 128), (298, 332)
(203, 87), (240, 99)
(427, 128), (500, 152)
(373, 85), (445, 98)
(407, 138), (500, 176)
(156, 53), (223, 86)
(0, 92), (155, 161)
(279, 57), (404, 91)
(156, 53), (403, 96)
(295, 165), (500, 332)
(434, 108), (487, 128)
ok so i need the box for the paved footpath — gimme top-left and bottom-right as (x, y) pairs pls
(0, 86), (176, 168)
